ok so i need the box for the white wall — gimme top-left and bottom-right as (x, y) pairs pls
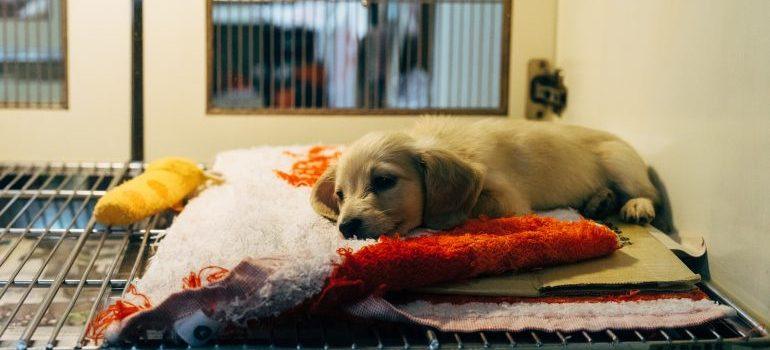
(143, 0), (556, 163)
(556, 0), (770, 324)
(0, 0), (131, 162)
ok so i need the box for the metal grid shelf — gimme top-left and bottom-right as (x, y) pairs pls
(0, 163), (767, 349)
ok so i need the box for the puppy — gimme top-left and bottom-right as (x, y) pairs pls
(311, 118), (658, 239)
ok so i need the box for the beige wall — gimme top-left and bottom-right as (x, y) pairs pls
(556, 0), (770, 324)
(0, 0), (131, 162)
(144, 0), (556, 163)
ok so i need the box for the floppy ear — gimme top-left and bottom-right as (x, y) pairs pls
(310, 164), (339, 222)
(416, 148), (484, 230)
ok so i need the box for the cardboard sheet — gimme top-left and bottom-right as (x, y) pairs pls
(417, 219), (700, 297)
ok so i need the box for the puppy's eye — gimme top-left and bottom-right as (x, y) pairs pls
(335, 190), (344, 202)
(371, 176), (397, 192)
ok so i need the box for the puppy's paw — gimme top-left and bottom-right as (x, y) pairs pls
(581, 187), (617, 219)
(620, 197), (656, 225)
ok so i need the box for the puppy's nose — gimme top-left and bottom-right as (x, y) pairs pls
(339, 218), (363, 238)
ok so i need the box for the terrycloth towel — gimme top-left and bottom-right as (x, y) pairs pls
(95, 146), (734, 346)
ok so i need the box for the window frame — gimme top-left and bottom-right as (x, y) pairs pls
(204, 0), (511, 116)
(0, 0), (69, 110)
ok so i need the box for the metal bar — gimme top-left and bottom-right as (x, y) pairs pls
(226, 3), (233, 102)
(0, 189), (108, 197)
(633, 330), (645, 342)
(486, 1), (494, 108)
(684, 328), (697, 342)
(13, 6), (19, 107)
(606, 329), (619, 344)
(215, 2), (222, 100)
(462, 0), (471, 107)
(581, 331), (593, 344)
(15, 168), (121, 342)
(0, 227), (143, 236)
(0, 167), (63, 266)
(453, 333), (463, 349)
(723, 318), (750, 340)
(122, 215), (159, 296)
(0, 165), (45, 220)
(504, 332), (516, 347)
(478, 332), (489, 348)
(74, 232), (130, 348)
(0, 167), (109, 337)
(131, 0), (144, 161)
(555, 331), (567, 346)
(426, 329), (439, 350)
(247, 2), (254, 99)
(473, 2), (482, 107)
(397, 326), (409, 349)
(659, 330), (672, 343)
(371, 327), (383, 349)
(269, 3), (276, 107)
(530, 332), (542, 347)
(41, 229), (109, 348)
(709, 325), (723, 342)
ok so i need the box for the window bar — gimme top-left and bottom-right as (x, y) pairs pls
(0, 170), (89, 292)
(215, 3), (222, 101)
(36, 3), (43, 106)
(0, 165), (46, 222)
(448, 2), (458, 107)
(24, 5), (30, 107)
(248, 2), (254, 104)
(279, 1), (286, 109)
(237, 3), (244, 103)
(270, 3), (276, 108)
(425, 1), (434, 108)
(404, 1), (412, 108)
(486, 2), (494, 108)
(288, 7), (295, 110)
(300, 12), (307, 109)
(1, 1), (7, 104)
(48, 0), (55, 106)
(462, 0), (471, 108)
(258, 3), (265, 106)
(18, 170), (116, 345)
(226, 3), (233, 101)
(360, 2), (368, 110)
(40, 228), (109, 348)
(473, 2), (482, 107)
(13, 8), (20, 107)
(0, 166), (107, 337)
(311, 4), (318, 109)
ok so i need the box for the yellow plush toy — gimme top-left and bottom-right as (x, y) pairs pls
(94, 157), (211, 225)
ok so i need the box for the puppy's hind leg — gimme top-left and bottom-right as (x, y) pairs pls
(596, 140), (659, 224)
(580, 187), (617, 220)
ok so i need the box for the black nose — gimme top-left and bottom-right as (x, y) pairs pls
(339, 218), (363, 238)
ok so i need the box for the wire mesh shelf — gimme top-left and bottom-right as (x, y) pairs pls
(0, 163), (766, 349)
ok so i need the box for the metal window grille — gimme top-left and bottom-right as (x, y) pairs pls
(0, 163), (767, 349)
(207, 0), (510, 115)
(0, 0), (67, 109)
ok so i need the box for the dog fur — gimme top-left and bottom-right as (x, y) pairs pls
(311, 118), (658, 239)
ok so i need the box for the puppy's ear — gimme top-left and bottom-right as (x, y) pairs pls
(310, 163), (339, 221)
(416, 148), (483, 230)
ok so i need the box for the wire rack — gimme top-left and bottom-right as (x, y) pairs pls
(0, 163), (766, 349)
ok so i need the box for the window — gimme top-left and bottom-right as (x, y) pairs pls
(0, 0), (67, 108)
(207, 0), (510, 115)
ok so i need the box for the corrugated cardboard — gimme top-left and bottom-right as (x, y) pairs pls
(417, 219), (700, 297)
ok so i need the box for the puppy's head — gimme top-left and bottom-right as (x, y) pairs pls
(311, 132), (483, 239)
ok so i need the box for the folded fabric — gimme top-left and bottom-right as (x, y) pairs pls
(90, 146), (734, 346)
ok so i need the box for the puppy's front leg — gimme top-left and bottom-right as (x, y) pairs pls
(471, 189), (531, 218)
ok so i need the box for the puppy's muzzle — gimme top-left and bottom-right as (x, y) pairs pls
(339, 218), (363, 239)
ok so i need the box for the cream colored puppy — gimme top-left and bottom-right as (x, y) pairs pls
(311, 118), (658, 239)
